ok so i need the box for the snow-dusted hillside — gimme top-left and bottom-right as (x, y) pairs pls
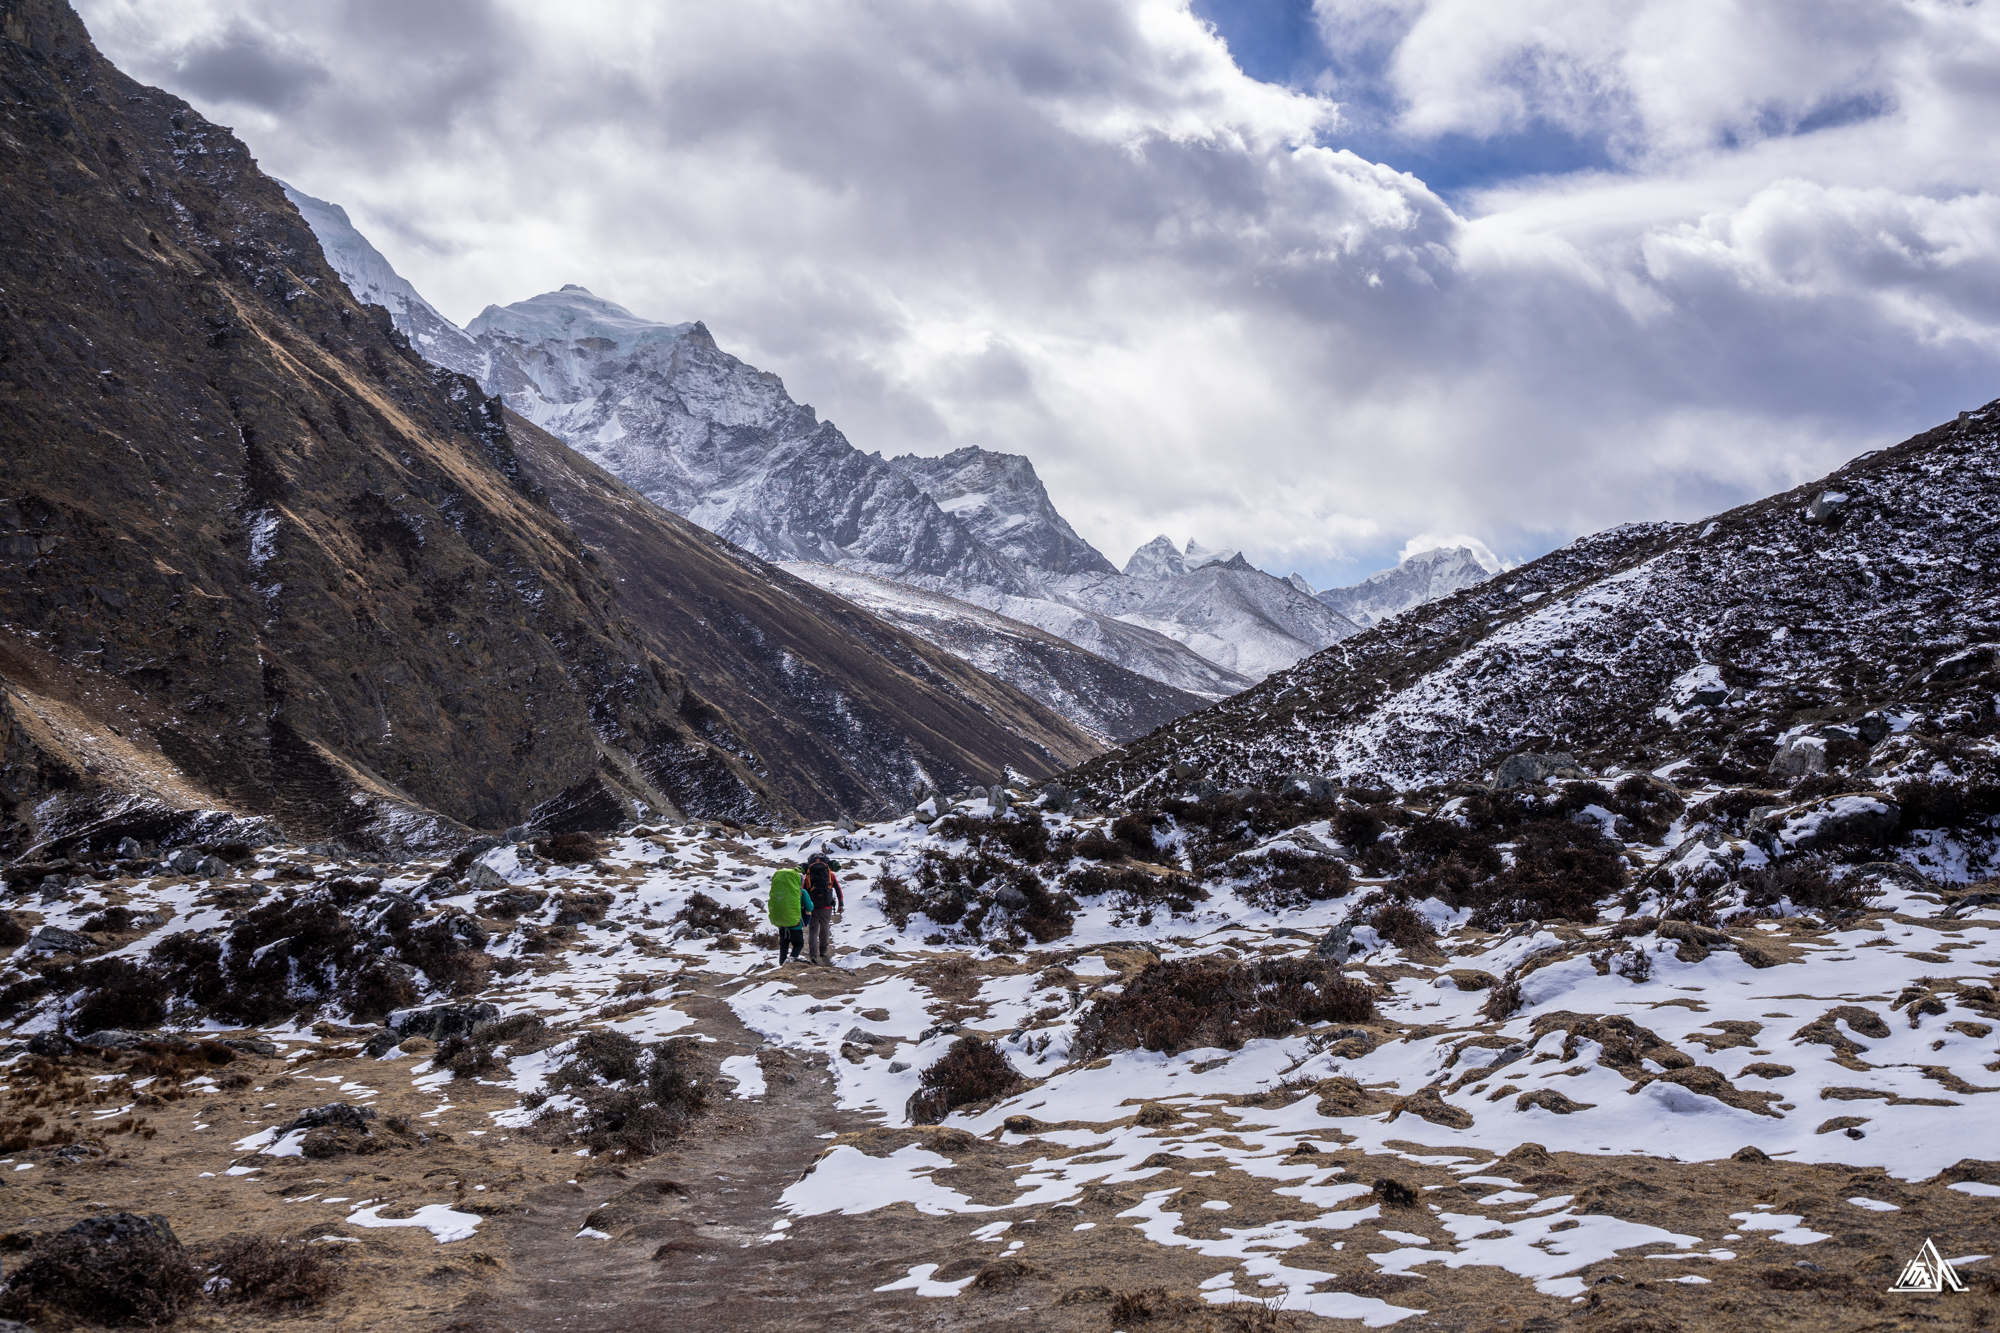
(778, 564), (1208, 742)
(1316, 545), (1495, 627)
(1064, 402), (2000, 805)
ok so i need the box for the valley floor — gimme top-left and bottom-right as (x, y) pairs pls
(3, 800), (1997, 1330)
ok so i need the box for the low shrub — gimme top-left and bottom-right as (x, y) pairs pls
(1110, 813), (1166, 859)
(536, 1032), (707, 1155)
(675, 892), (751, 934)
(1365, 902), (1438, 953)
(1893, 776), (2000, 830)
(1740, 860), (1880, 916)
(533, 832), (608, 864)
(1072, 828), (1126, 861)
(64, 957), (170, 1033)
(1073, 958), (1375, 1058)
(1464, 820), (1624, 927)
(435, 1013), (553, 1080)
(931, 808), (1056, 864)
(1224, 849), (1351, 912)
(202, 1235), (338, 1310)
(986, 871), (1079, 945)
(1060, 865), (1206, 922)
(907, 1037), (1023, 1124)
(0, 1214), (200, 1327)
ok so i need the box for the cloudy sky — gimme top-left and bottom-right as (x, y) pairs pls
(75, 0), (2000, 586)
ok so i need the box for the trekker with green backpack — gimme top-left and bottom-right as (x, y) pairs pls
(767, 865), (809, 966)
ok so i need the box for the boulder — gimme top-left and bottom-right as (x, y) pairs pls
(1928, 644), (1997, 683)
(991, 884), (1030, 913)
(78, 1029), (152, 1049)
(26, 1031), (76, 1057)
(1314, 921), (1354, 964)
(1670, 665), (1730, 709)
(66, 1211), (181, 1248)
(194, 854), (229, 878)
(164, 847), (203, 874)
(463, 860), (510, 891)
(1492, 752), (1581, 790)
(220, 1036), (278, 1057)
(1803, 489), (1850, 525)
(387, 1002), (499, 1041)
(1769, 730), (1830, 778)
(281, 1102), (377, 1138)
(115, 837), (144, 858)
(28, 924), (93, 954)
(1758, 795), (1901, 853)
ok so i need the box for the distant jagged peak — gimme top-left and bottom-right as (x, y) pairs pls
(465, 286), (698, 349)
(1123, 534), (1187, 580)
(1315, 542), (1496, 626)
(889, 446), (1116, 577)
(1124, 536), (1259, 580)
(1286, 573), (1315, 596)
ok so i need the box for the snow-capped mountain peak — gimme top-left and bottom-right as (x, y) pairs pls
(465, 285), (700, 352)
(1316, 544), (1495, 627)
(1183, 538), (1241, 570)
(1123, 534), (1189, 580)
(888, 447), (1116, 577)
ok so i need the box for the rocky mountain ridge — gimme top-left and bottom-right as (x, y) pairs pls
(1061, 402), (2000, 822)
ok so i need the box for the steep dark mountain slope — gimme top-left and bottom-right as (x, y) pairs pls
(0, 0), (1090, 852)
(1065, 403), (2000, 801)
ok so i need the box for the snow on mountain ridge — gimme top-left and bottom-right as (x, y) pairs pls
(889, 447), (1116, 577)
(1315, 544), (1495, 627)
(281, 182), (485, 379)
(289, 197), (1357, 706)
(1063, 404), (2000, 805)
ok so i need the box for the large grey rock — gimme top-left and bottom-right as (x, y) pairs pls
(991, 884), (1030, 913)
(387, 1002), (499, 1041)
(78, 1029), (152, 1049)
(1758, 794), (1901, 853)
(1315, 922), (1354, 964)
(1769, 732), (1830, 778)
(281, 1102), (377, 1134)
(463, 861), (510, 891)
(164, 847), (203, 874)
(64, 1210), (181, 1250)
(1803, 489), (1851, 525)
(28, 925), (93, 954)
(115, 836), (144, 858)
(1492, 752), (1582, 790)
